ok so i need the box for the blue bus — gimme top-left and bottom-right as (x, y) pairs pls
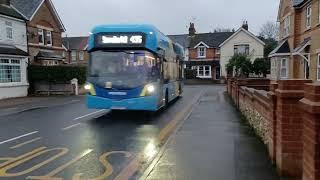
(85, 24), (184, 111)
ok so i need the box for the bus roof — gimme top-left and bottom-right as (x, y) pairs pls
(88, 24), (173, 54)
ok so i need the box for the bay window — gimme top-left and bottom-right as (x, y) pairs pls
(197, 65), (211, 78)
(5, 21), (13, 40)
(38, 29), (44, 45)
(46, 31), (52, 46)
(0, 58), (21, 83)
(280, 58), (288, 79)
(79, 51), (84, 61)
(306, 5), (312, 29)
(71, 51), (77, 61)
(284, 16), (290, 37)
(234, 44), (249, 55)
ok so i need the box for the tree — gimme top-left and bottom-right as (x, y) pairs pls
(259, 21), (279, 40)
(226, 54), (253, 78)
(252, 58), (270, 77)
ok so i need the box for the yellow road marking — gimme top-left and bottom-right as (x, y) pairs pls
(0, 147), (68, 177)
(10, 137), (42, 149)
(0, 147), (46, 169)
(27, 149), (93, 180)
(114, 92), (202, 180)
(61, 123), (82, 131)
(73, 151), (132, 180)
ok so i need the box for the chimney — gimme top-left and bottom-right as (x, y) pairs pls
(0, 0), (10, 5)
(242, 21), (248, 31)
(188, 22), (196, 36)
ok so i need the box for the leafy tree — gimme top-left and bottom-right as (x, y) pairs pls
(252, 58), (270, 77)
(226, 54), (253, 78)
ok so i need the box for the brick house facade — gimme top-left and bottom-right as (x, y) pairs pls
(12, 0), (66, 66)
(62, 37), (89, 65)
(269, 0), (320, 82)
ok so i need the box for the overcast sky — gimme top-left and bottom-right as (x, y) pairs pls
(52, 0), (279, 37)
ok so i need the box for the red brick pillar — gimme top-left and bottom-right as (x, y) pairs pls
(270, 82), (278, 92)
(267, 91), (277, 163)
(275, 79), (312, 177)
(299, 83), (320, 180)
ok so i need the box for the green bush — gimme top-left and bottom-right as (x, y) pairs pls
(252, 58), (270, 77)
(226, 54), (253, 77)
(28, 65), (87, 85)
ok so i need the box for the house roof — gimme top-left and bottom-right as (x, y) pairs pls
(268, 39), (291, 57)
(0, 44), (28, 56)
(11, 0), (66, 31)
(0, 4), (25, 20)
(167, 34), (189, 48)
(63, 37), (89, 50)
(189, 32), (234, 48)
(293, 37), (311, 54)
(219, 27), (265, 48)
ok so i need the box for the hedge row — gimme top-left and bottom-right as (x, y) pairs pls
(28, 65), (87, 85)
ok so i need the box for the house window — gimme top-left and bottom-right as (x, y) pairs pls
(5, 21), (13, 40)
(38, 29), (44, 45)
(317, 54), (320, 80)
(216, 49), (220, 55)
(71, 51), (77, 61)
(46, 31), (52, 46)
(284, 15), (290, 37)
(0, 58), (21, 83)
(280, 58), (288, 79)
(197, 46), (206, 58)
(79, 51), (84, 61)
(234, 44), (249, 55)
(306, 5), (312, 29)
(197, 65), (211, 78)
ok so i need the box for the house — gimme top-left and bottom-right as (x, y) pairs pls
(11, 0), (66, 66)
(269, 0), (320, 81)
(219, 22), (265, 78)
(0, 0), (29, 99)
(187, 23), (233, 80)
(62, 37), (89, 65)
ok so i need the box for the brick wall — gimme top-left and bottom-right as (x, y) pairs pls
(227, 78), (320, 179)
(189, 48), (219, 59)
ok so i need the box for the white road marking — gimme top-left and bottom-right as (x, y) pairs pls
(62, 123), (82, 131)
(0, 131), (38, 145)
(73, 110), (107, 121)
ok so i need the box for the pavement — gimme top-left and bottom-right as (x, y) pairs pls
(144, 85), (279, 180)
(0, 85), (279, 180)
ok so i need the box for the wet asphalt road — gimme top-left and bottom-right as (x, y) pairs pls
(0, 85), (202, 180)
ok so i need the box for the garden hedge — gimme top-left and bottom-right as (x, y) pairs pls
(28, 65), (87, 85)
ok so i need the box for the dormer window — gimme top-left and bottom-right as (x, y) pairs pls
(197, 46), (206, 58)
(38, 29), (44, 45)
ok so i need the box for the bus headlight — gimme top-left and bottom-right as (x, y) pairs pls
(84, 83), (96, 96)
(84, 84), (92, 90)
(141, 84), (156, 97)
(146, 85), (155, 93)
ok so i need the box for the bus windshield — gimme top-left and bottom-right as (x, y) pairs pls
(88, 50), (160, 89)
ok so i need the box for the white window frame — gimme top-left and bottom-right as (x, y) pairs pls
(0, 58), (21, 84)
(317, 54), (320, 81)
(38, 29), (44, 45)
(197, 46), (206, 58)
(79, 51), (84, 61)
(306, 5), (312, 29)
(46, 31), (52, 46)
(5, 21), (13, 40)
(197, 65), (211, 78)
(234, 44), (250, 55)
(71, 51), (77, 61)
(283, 15), (291, 37)
(280, 58), (288, 79)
